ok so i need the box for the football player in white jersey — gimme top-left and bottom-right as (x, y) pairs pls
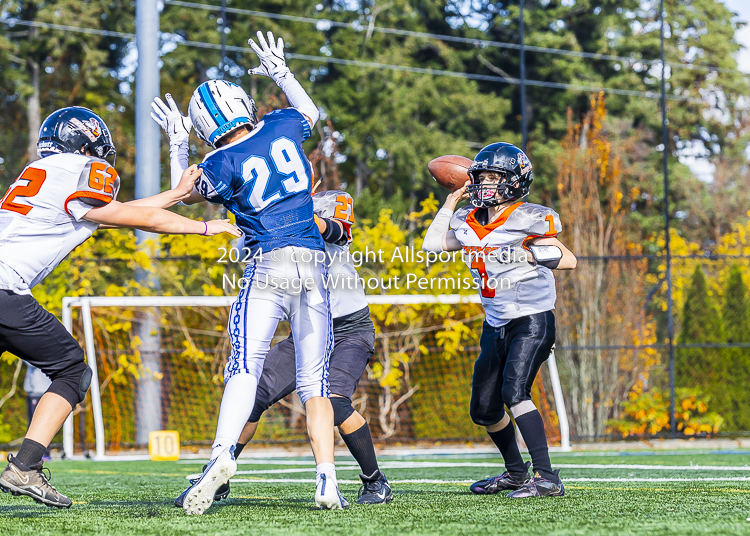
(173, 190), (392, 508)
(0, 107), (240, 509)
(423, 143), (576, 498)
(151, 31), (347, 512)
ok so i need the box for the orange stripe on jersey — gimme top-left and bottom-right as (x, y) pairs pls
(466, 201), (524, 240)
(64, 191), (113, 216)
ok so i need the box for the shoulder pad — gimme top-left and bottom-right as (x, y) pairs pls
(261, 108), (311, 140)
(506, 202), (561, 237)
(263, 107), (304, 121)
(313, 190), (354, 223)
(450, 205), (474, 230)
(71, 156), (120, 207)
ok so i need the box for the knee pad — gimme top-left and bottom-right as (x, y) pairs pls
(501, 383), (526, 409)
(330, 396), (355, 427)
(470, 398), (506, 427)
(78, 365), (92, 403)
(48, 361), (91, 409)
(248, 387), (271, 423)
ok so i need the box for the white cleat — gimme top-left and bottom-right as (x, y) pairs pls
(315, 473), (349, 510)
(182, 447), (237, 515)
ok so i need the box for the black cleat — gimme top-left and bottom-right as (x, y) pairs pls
(470, 461), (531, 495)
(357, 470), (393, 505)
(174, 464), (231, 508)
(507, 469), (565, 498)
(0, 454), (72, 509)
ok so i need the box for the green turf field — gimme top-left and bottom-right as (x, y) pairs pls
(2, 449), (750, 536)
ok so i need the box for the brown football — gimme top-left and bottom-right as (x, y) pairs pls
(427, 155), (473, 191)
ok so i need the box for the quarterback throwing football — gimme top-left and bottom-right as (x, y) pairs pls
(423, 143), (576, 498)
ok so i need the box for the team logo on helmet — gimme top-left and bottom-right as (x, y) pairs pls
(69, 117), (102, 142)
(518, 152), (532, 176)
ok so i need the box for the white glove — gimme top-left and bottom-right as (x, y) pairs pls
(150, 93), (192, 144)
(248, 31), (293, 81)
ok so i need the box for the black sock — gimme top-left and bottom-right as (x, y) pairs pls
(340, 422), (379, 477)
(16, 438), (47, 467)
(233, 442), (247, 459)
(488, 425), (527, 476)
(514, 410), (557, 482)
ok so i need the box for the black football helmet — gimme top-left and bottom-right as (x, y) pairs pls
(37, 107), (115, 163)
(467, 142), (533, 207)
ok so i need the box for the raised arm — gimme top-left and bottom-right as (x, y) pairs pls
(151, 93), (193, 189)
(422, 180), (469, 253)
(83, 201), (241, 237)
(248, 31), (319, 128)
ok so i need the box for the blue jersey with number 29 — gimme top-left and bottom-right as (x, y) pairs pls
(196, 108), (324, 254)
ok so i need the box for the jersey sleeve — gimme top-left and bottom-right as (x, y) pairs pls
(64, 158), (121, 221)
(312, 190), (354, 243)
(508, 204), (562, 248)
(196, 153), (233, 205)
(262, 108), (312, 142)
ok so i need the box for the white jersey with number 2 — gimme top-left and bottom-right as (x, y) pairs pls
(0, 153), (121, 294)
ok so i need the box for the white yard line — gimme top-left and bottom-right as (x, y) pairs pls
(228, 476), (750, 485)
(184, 460), (750, 471)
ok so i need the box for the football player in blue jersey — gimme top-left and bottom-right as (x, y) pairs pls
(151, 31), (348, 513)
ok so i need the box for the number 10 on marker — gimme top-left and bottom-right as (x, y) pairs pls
(149, 430), (180, 461)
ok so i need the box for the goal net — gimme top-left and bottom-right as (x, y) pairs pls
(61, 295), (569, 459)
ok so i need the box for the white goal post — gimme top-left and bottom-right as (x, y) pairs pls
(61, 294), (571, 459)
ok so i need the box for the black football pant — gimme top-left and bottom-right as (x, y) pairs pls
(0, 290), (91, 410)
(470, 311), (556, 426)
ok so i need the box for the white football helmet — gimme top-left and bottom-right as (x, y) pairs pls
(188, 80), (258, 147)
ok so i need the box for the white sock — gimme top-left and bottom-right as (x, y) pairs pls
(316, 462), (337, 485)
(210, 373), (258, 461)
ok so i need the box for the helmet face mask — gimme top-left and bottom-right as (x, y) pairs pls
(37, 107), (116, 164)
(467, 143), (533, 208)
(467, 171), (520, 208)
(189, 80), (258, 148)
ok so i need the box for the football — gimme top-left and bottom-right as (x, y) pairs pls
(427, 155), (473, 191)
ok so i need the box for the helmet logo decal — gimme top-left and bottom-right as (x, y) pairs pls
(69, 117), (101, 142)
(518, 152), (532, 176)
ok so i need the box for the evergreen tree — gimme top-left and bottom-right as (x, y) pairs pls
(720, 265), (750, 430)
(676, 266), (723, 405)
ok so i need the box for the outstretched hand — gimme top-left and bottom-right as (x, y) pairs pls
(205, 219), (242, 238)
(248, 30), (292, 80)
(151, 93), (192, 144)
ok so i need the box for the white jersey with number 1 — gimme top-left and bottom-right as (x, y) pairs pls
(0, 153), (121, 294)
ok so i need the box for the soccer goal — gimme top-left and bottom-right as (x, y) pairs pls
(61, 294), (570, 460)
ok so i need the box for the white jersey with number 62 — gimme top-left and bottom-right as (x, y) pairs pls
(0, 153), (121, 294)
